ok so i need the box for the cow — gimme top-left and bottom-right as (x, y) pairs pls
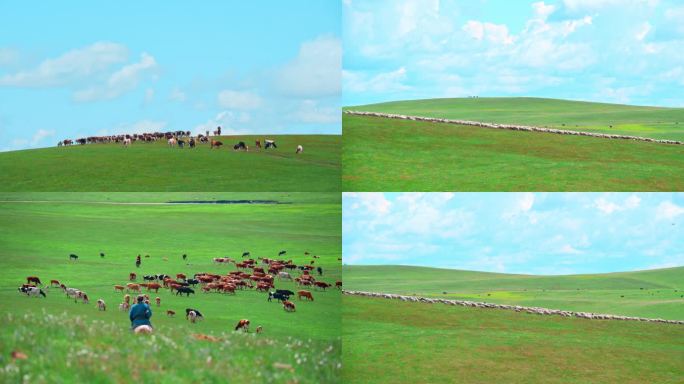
(143, 275), (156, 281)
(242, 251), (250, 257)
(50, 279), (61, 287)
(124, 294), (131, 304)
(268, 291), (289, 302)
(182, 254), (187, 260)
(176, 287), (195, 297)
(265, 139), (277, 149)
(189, 138), (196, 148)
(26, 276), (42, 286)
(278, 272), (293, 281)
(276, 289), (295, 297)
(283, 301), (296, 312)
(256, 326), (263, 334)
(100, 252), (105, 258)
(168, 137), (177, 147)
(314, 282), (331, 290)
(114, 285), (125, 293)
(155, 297), (161, 307)
(146, 283), (161, 292)
(69, 254), (79, 260)
(177, 139), (185, 148)
(296, 145), (303, 154)
(188, 311), (199, 323)
(297, 290), (314, 301)
(82, 294), (90, 304)
(176, 273), (186, 281)
(255, 139), (262, 149)
(119, 302), (130, 311)
(97, 299), (106, 311)
(210, 140), (223, 149)
(335, 281), (342, 289)
(18, 286), (46, 298)
(317, 267), (323, 276)
(278, 250), (287, 256)
(129, 272), (137, 281)
(126, 283), (141, 293)
(166, 310), (176, 317)
(186, 278), (199, 286)
(185, 308), (204, 321)
(233, 141), (248, 151)
(235, 319), (250, 332)
(123, 138), (132, 147)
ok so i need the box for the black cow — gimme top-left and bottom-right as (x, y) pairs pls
(178, 139), (185, 148)
(182, 254), (188, 260)
(233, 141), (247, 151)
(278, 250), (287, 256)
(100, 252), (105, 258)
(157, 274), (169, 280)
(186, 278), (199, 286)
(276, 289), (294, 297)
(242, 251), (250, 257)
(69, 254), (79, 260)
(265, 140), (277, 149)
(317, 267), (323, 276)
(268, 291), (289, 302)
(176, 287), (195, 297)
(189, 138), (195, 149)
(185, 308), (204, 319)
(143, 275), (156, 281)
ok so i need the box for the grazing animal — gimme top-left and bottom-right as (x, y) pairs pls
(296, 145), (303, 154)
(265, 139), (277, 149)
(276, 289), (295, 297)
(176, 287), (195, 297)
(283, 301), (296, 312)
(314, 282), (331, 290)
(100, 252), (105, 258)
(155, 297), (161, 307)
(124, 294), (131, 304)
(297, 290), (314, 301)
(126, 283), (141, 293)
(187, 311), (198, 324)
(278, 271), (293, 281)
(335, 281), (342, 289)
(268, 291), (289, 302)
(177, 139), (185, 148)
(146, 283), (161, 292)
(119, 302), (130, 311)
(18, 286), (46, 298)
(166, 310), (176, 317)
(235, 319), (250, 332)
(26, 276), (42, 285)
(242, 251), (250, 257)
(168, 137), (177, 147)
(256, 326), (263, 334)
(255, 139), (261, 149)
(317, 267), (323, 276)
(233, 141), (248, 151)
(123, 138), (132, 147)
(50, 279), (60, 287)
(82, 294), (90, 304)
(97, 299), (106, 311)
(69, 254), (79, 260)
(210, 140), (223, 149)
(176, 273), (186, 280)
(114, 285), (125, 293)
(129, 272), (137, 281)
(182, 254), (187, 260)
(278, 250), (287, 256)
(185, 308), (204, 320)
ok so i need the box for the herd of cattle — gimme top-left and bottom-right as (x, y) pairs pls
(17, 252), (341, 334)
(56, 128), (304, 153)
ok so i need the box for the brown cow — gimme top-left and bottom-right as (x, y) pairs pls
(50, 279), (61, 287)
(297, 290), (314, 301)
(166, 310), (176, 317)
(335, 281), (342, 289)
(256, 326), (263, 334)
(176, 273), (186, 280)
(129, 272), (137, 281)
(234, 319), (250, 332)
(314, 282), (331, 290)
(155, 297), (161, 307)
(126, 283), (141, 293)
(283, 301), (296, 312)
(210, 140), (223, 149)
(26, 276), (41, 285)
(124, 294), (131, 304)
(114, 285), (125, 293)
(146, 283), (161, 292)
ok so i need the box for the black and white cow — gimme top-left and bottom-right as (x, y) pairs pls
(19, 286), (46, 298)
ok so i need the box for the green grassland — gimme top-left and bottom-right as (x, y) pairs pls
(344, 265), (684, 320)
(342, 114), (684, 191)
(345, 97), (684, 141)
(0, 193), (341, 383)
(343, 295), (684, 384)
(0, 135), (340, 192)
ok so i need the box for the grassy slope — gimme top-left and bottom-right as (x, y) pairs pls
(0, 135), (340, 192)
(0, 193), (341, 382)
(343, 295), (684, 384)
(343, 265), (684, 320)
(342, 114), (684, 191)
(345, 97), (684, 141)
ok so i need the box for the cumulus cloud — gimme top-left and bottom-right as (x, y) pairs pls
(276, 35), (341, 97)
(73, 52), (158, 102)
(345, 192), (392, 215)
(462, 21), (515, 44)
(31, 129), (55, 145)
(595, 194), (641, 214)
(656, 201), (684, 220)
(344, 67), (410, 94)
(192, 111), (249, 136)
(0, 42), (128, 87)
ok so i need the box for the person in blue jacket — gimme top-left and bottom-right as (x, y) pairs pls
(129, 295), (152, 331)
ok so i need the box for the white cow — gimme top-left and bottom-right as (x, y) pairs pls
(296, 145), (303, 154)
(97, 299), (106, 311)
(123, 138), (132, 147)
(278, 271), (293, 281)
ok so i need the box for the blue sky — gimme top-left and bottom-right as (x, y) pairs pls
(343, 0), (684, 106)
(343, 193), (684, 275)
(0, 1), (340, 152)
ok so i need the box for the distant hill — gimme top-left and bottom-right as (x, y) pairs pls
(345, 97), (684, 141)
(0, 134), (340, 191)
(343, 265), (684, 320)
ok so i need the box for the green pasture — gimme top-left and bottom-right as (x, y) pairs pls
(342, 114), (684, 191)
(343, 295), (684, 384)
(0, 193), (341, 383)
(344, 265), (684, 320)
(0, 135), (340, 192)
(345, 97), (684, 141)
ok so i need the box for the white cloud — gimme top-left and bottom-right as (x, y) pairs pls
(463, 21), (515, 45)
(217, 90), (262, 110)
(276, 35), (341, 97)
(595, 194), (642, 214)
(503, 193), (535, 219)
(289, 100), (340, 124)
(655, 201), (684, 220)
(114, 120), (167, 135)
(169, 88), (186, 102)
(635, 22), (652, 41)
(0, 42), (128, 87)
(345, 192), (392, 215)
(562, 0), (659, 12)
(344, 67), (410, 94)
(532, 1), (556, 19)
(192, 111), (249, 136)
(31, 129), (55, 145)
(73, 52), (158, 102)
(559, 244), (583, 254)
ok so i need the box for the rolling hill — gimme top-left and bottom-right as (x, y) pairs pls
(0, 135), (340, 192)
(343, 265), (684, 320)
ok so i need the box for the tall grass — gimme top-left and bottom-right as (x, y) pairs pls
(0, 311), (341, 384)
